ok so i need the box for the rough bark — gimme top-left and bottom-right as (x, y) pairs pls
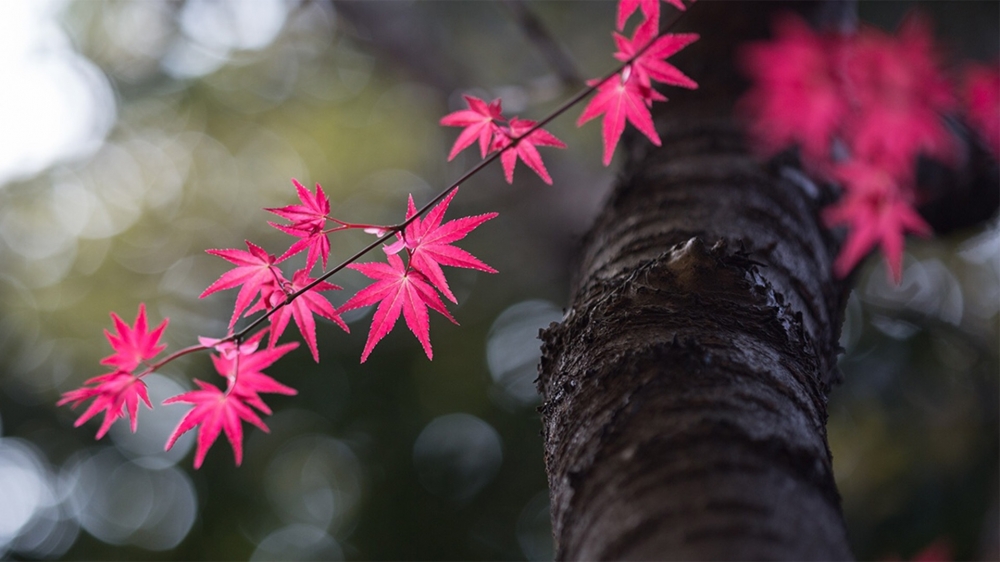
(538, 115), (853, 560)
(538, 3), (855, 559)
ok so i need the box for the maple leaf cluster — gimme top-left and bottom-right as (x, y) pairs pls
(57, 303), (299, 468)
(60, 179), (495, 467)
(441, 95), (567, 184)
(57, 304), (166, 438)
(441, 0), (698, 175)
(579, 0), (698, 165)
(164, 331), (298, 468)
(341, 189), (497, 362)
(739, 13), (1000, 282)
(61, 0), (703, 469)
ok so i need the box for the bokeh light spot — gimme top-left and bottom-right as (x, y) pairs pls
(486, 300), (563, 408)
(412, 413), (503, 503)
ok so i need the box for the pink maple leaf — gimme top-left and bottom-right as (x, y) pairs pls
(823, 162), (931, 283)
(99, 303), (168, 373)
(400, 190), (497, 303)
(737, 14), (850, 167)
(245, 268), (349, 362)
(579, 14), (698, 167)
(163, 380), (269, 468)
(842, 15), (958, 176)
(492, 117), (567, 184)
(440, 95), (505, 160)
(201, 240), (287, 329)
(613, 17), (699, 91)
(962, 62), (1000, 160)
(340, 253), (457, 362)
(578, 69), (666, 166)
(616, 0), (687, 31)
(267, 179), (332, 271)
(210, 331), (298, 415)
(58, 370), (153, 438)
(267, 179), (329, 234)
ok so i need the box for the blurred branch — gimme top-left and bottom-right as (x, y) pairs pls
(501, 0), (583, 88)
(331, 1), (467, 94)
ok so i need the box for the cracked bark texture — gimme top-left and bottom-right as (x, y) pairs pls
(538, 2), (855, 559)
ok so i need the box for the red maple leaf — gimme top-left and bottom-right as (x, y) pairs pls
(163, 380), (270, 468)
(99, 303), (168, 373)
(578, 69), (666, 166)
(842, 15), (958, 176)
(823, 162), (931, 283)
(340, 253), (457, 362)
(613, 17), (698, 91)
(244, 268), (349, 362)
(201, 240), (287, 329)
(58, 370), (153, 438)
(267, 179), (332, 271)
(400, 190), (497, 303)
(440, 95), (505, 160)
(210, 331), (298, 415)
(492, 117), (567, 184)
(737, 14), (850, 167)
(962, 62), (1000, 160)
(616, 0), (688, 31)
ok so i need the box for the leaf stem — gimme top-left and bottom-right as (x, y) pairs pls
(137, 344), (208, 377)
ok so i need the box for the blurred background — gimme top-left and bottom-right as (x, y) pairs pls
(0, 1), (994, 560)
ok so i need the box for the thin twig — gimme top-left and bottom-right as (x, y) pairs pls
(138, 344), (208, 377)
(501, 0), (583, 87)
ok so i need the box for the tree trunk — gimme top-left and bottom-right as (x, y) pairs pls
(538, 3), (855, 559)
